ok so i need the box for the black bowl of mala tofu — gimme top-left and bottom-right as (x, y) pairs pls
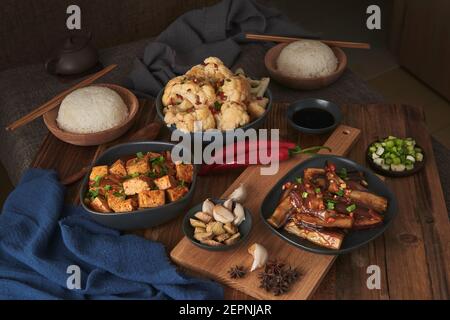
(80, 141), (197, 230)
(261, 155), (398, 255)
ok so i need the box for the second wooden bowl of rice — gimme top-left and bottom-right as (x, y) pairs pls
(43, 83), (139, 146)
(264, 41), (347, 90)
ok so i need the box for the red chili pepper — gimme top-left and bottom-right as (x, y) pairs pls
(211, 140), (297, 164)
(199, 143), (331, 176)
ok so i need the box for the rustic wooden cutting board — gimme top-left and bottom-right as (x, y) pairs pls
(170, 125), (361, 300)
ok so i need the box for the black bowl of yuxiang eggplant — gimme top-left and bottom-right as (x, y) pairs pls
(260, 155), (398, 255)
(80, 141), (197, 230)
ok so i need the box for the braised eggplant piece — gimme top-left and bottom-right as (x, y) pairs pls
(284, 221), (344, 250)
(347, 190), (388, 213)
(268, 161), (388, 250)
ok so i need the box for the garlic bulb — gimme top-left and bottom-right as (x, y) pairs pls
(228, 183), (247, 203)
(202, 198), (215, 214)
(212, 205), (235, 224)
(248, 243), (268, 272)
(233, 202), (245, 226)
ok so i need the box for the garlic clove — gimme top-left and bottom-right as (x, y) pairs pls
(213, 204), (235, 224)
(202, 198), (215, 214)
(228, 183), (247, 203)
(248, 243), (268, 272)
(233, 202), (245, 226)
(223, 198), (233, 211)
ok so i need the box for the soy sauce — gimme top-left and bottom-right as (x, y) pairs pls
(292, 108), (335, 129)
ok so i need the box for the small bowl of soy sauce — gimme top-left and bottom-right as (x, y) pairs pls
(286, 98), (342, 135)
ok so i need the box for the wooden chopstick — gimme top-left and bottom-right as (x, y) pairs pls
(245, 33), (371, 49)
(5, 64), (118, 131)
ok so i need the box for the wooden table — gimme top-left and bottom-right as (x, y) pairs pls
(32, 99), (450, 299)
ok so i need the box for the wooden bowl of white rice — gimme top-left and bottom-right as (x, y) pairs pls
(264, 40), (347, 90)
(43, 83), (138, 146)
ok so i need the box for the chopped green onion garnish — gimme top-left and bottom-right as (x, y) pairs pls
(150, 155), (165, 165)
(214, 101), (222, 110)
(93, 175), (102, 187)
(295, 177), (303, 184)
(326, 201), (335, 210)
(179, 180), (186, 187)
(302, 192), (308, 198)
(315, 188), (321, 194)
(346, 204), (356, 212)
(88, 189), (99, 199)
(104, 185), (111, 191)
(339, 167), (347, 179)
(336, 189), (344, 197)
(136, 152), (144, 159)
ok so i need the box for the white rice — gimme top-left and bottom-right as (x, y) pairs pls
(277, 40), (338, 79)
(56, 86), (128, 134)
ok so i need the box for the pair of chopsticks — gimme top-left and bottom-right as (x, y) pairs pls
(245, 33), (371, 49)
(5, 64), (118, 131)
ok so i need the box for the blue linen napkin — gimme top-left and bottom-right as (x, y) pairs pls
(126, 0), (316, 96)
(0, 169), (223, 300)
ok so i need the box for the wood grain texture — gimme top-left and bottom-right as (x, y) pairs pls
(170, 124), (361, 300)
(31, 101), (450, 300)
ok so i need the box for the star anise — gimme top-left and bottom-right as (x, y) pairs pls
(258, 259), (301, 296)
(228, 265), (247, 279)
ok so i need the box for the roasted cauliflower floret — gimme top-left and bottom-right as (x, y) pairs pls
(218, 102), (250, 130)
(162, 79), (216, 108)
(164, 106), (216, 132)
(194, 107), (216, 131)
(220, 75), (251, 103)
(247, 98), (269, 120)
(186, 57), (233, 84)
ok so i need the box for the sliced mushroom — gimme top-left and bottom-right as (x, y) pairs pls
(248, 243), (268, 271)
(214, 233), (230, 242)
(190, 218), (206, 228)
(200, 239), (223, 246)
(194, 232), (213, 241)
(194, 211), (213, 223)
(213, 204), (235, 224)
(202, 198), (215, 214)
(224, 232), (241, 245)
(233, 202), (245, 226)
(194, 227), (206, 234)
(224, 222), (238, 235)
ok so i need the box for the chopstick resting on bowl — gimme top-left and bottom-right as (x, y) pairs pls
(5, 64), (118, 131)
(245, 33), (371, 49)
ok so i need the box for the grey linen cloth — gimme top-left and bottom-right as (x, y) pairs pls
(126, 0), (315, 96)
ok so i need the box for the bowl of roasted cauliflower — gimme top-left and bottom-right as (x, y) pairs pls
(156, 57), (272, 139)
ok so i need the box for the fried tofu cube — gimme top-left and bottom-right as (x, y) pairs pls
(89, 196), (111, 213)
(175, 163), (194, 183)
(154, 175), (177, 190)
(90, 165), (108, 181)
(166, 186), (189, 202)
(106, 193), (136, 213)
(109, 159), (127, 177)
(126, 157), (150, 175)
(138, 190), (165, 208)
(123, 176), (152, 195)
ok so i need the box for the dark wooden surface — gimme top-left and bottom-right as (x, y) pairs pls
(32, 99), (450, 299)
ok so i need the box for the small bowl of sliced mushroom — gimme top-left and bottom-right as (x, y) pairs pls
(183, 198), (252, 251)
